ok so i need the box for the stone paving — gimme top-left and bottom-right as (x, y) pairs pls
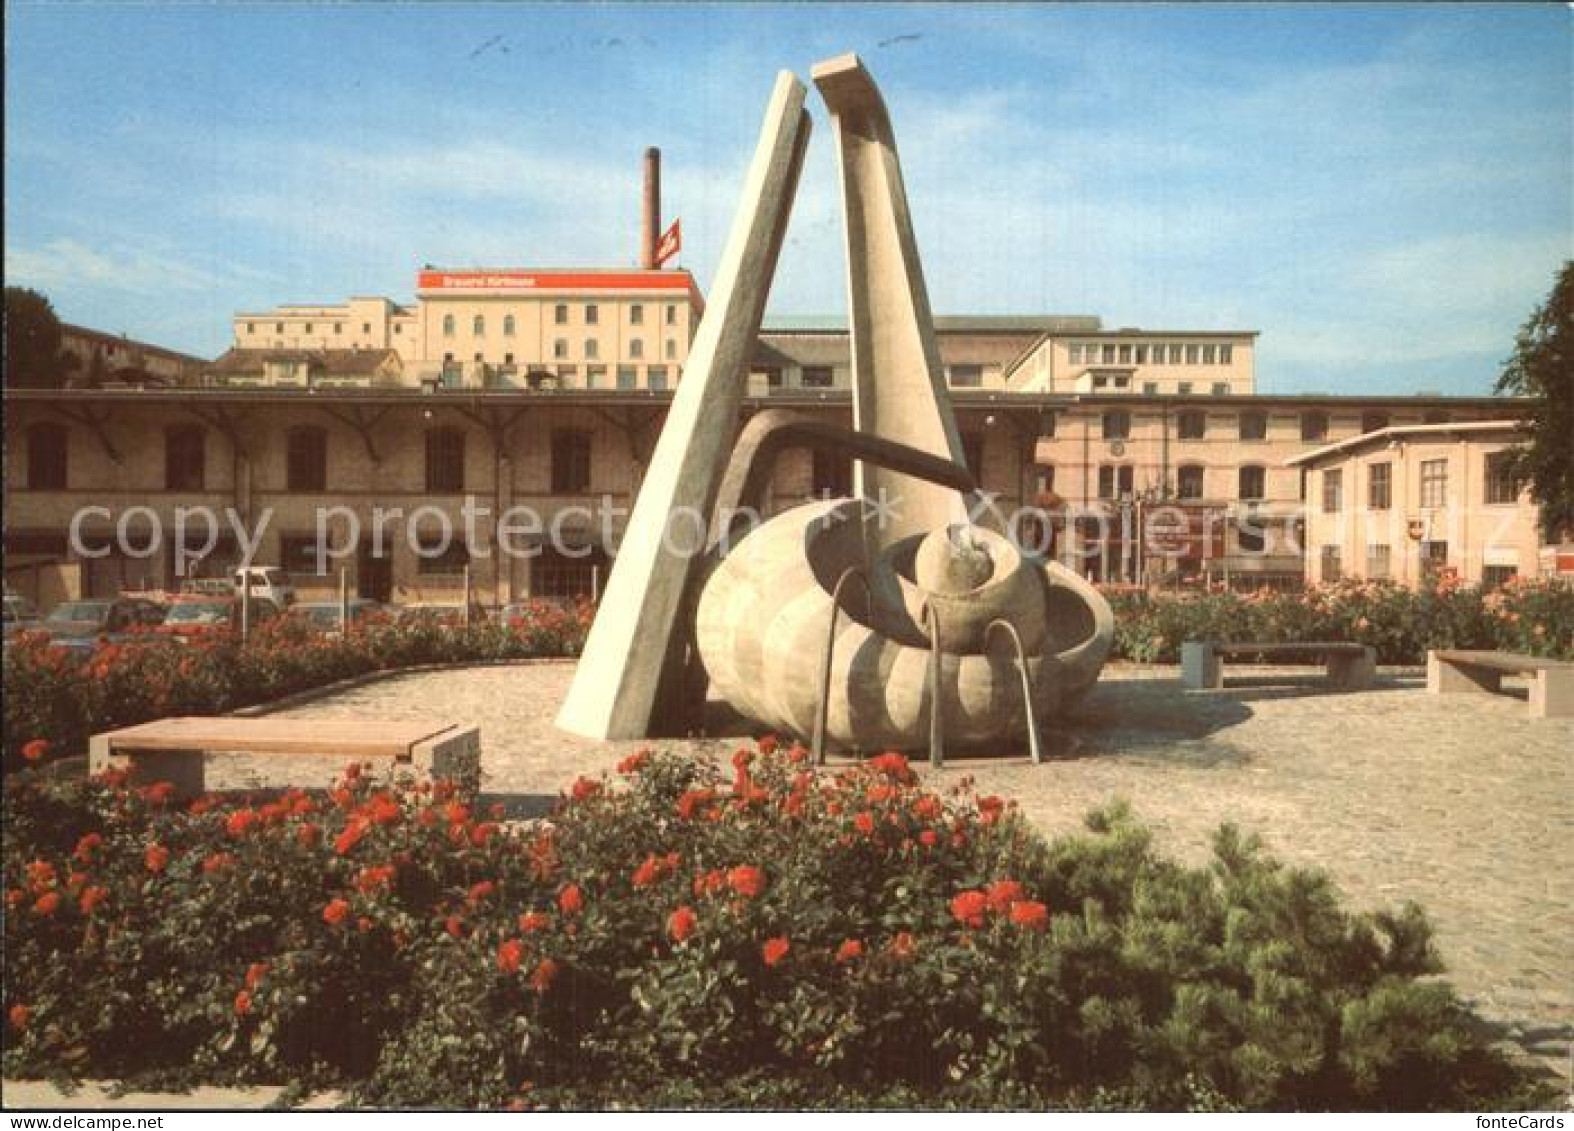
(232, 659), (1573, 1084)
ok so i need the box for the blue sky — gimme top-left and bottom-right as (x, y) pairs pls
(5, 2), (1569, 395)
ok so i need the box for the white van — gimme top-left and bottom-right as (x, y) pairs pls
(234, 566), (296, 607)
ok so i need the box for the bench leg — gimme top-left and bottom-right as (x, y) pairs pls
(1530, 668), (1574, 719)
(1327, 646), (1376, 690)
(1427, 652), (1502, 696)
(1181, 643), (1222, 690)
(90, 736), (206, 800)
(411, 726), (482, 799)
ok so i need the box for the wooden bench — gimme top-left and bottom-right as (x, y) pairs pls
(1181, 641), (1377, 691)
(89, 717), (481, 800)
(1427, 650), (1574, 719)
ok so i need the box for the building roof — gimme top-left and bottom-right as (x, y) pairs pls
(1285, 420), (1528, 467)
(208, 347), (402, 377)
(59, 323), (209, 365)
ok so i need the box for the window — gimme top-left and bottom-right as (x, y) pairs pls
(1423, 410), (1450, 425)
(165, 426), (205, 491)
(585, 339), (599, 360)
(1177, 464), (1205, 500)
(630, 304), (644, 325)
(1118, 344), (1132, 364)
(1366, 544), (1391, 579)
(275, 322), (284, 333)
(1177, 410), (1206, 440)
(1185, 344), (1199, 364)
(1322, 469), (1343, 512)
(1035, 465), (1056, 495)
(1239, 411), (1267, 441)
(1149, 343), (1165, 364)
(1069, 344), (1083, 364)
(1237, 508), (1266, 553)
(1419, 459), (1448, 509)
(474, 352), (484, 363)
(1367, 462), (1391, 510)
(1097, 465), (1134, 500)
(616, 365), (637, 390)
(304, 323), (313, 334)
(1135, 345), (1148, 365)
(1484, 451), (1521, 504)
(554, 304), (569, 325)
(286, 427), (327, 492)
(1093, 376), (1109, 390)
(665, 304), (677, 326)
(472, 315), (485, 337)
(556, 364), (577, 380)
(1301, 411), (1329, 442)
(1202, 344), (1217, 364)
(1238, 465), (1265, 500)
(553, 339), (569, 359)
(414, 530), (470, 576)
(949, 364), (982, 388)
(503, 314), (516, 337)
(1102, 410), (1130, 440)
(1219, 344), (1233, 364)
(440, 314), (454, 337)
(1101, 344), (1116, 364)
(630, 339), (645, 359)
(585, 304), (599, 325)
(1320, 545), (1342, 582)
(280, 535), (331, 579)
(647, 365), (669, 391)
(1211, 382), (1228, 396)
(1482, 565), (1518, 591)
(586, 364), (606, 388)
(1361, 410), (1389, 434)
(246, 323), (255, 335)
(802, 366), (834, 388)
(1421, 540), (1449, 580)
(1142, 382), (1158, 395)
(26, 423), (67, 489)
(551, 430), (592, 493)
(757, 366), (783, 388)
(503, 352), (515, 367)
(333, 323), (342, 335)
(1178, 382), (1193, 395)
(665, 339), (677, 360)
(961, 433), (985, 476)
(811, 445), (852, 497)
(363, 322), (371, 334)
(425, 428), (465, 492)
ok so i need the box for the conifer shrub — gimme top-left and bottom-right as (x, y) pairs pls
(0, 743), (1551, 1110)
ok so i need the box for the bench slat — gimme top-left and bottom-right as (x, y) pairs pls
(1211, 642), (1369, 657)
(102, 717), (455, 758)
(1432, 650), (1574, 675)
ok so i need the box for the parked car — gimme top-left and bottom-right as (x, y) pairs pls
(292, 599), (388, 635)
(40, 597), (166, 653)
(396, 602), (489, 629)
(156, 595), (279, 643)
(179, 577), (234, 598)
(234, 566), (295, 608)
(3, 594), (42, 640)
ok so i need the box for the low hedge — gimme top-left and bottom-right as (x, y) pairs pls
(2, 600), (591, 772)
(1, 744), (1550, 1110)
(1108, 576), (1574, 664)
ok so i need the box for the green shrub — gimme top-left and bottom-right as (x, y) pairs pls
(1, 745), (1550, 1110)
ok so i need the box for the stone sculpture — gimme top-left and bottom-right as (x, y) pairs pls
(558, 54), (1114, 760)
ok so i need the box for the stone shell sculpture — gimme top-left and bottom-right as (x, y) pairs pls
(696, 499), (1114, 753)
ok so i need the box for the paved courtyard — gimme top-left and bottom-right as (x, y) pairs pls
(241, 660), (1572, 1084)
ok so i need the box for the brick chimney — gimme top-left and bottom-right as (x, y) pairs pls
(640, 147), (661, 270)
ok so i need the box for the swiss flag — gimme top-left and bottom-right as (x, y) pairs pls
(654, 218), (681, 267)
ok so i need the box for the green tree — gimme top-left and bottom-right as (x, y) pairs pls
(3, 286), (66, 388)
(1496, 261), (1574, 543)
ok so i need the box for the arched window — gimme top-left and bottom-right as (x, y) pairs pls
(1177, 410), (1206, 440)
(1101, 409), (1131, 440)
(442, 314), (455, 337)
(1176, 464), (1205, 500)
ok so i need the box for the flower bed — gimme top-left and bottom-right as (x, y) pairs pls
(1108, 577), (1574, 665)
(2, 601), (592, 772)
(0, 744), (1549, 1110)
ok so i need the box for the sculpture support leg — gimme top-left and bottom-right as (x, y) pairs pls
(556, 73), (812, 740)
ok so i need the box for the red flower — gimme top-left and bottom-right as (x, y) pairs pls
(142, 782), (176, 806)
(918, 829), (939, 848)
(202, 853), (235, 875)
(497, 938), (524, 974)
(616, 749), (651, 775)
(8, 1004), (29, 1031)
(73, 833), (103, 863)
(985, 880), (1026, 914)
(528, 958), (560, 994)
(889, 931), (918, 961)
(322, 898), (351, 927)
(21, 739), (48, 764)
(977, 795), (1006, 826)
(144, 844), (170, 874)
(445, 915), (464, 939)
(757, 735), (779, 756)
(866, 752), (915, 784)
(835, 938), (864, 964)
(79, 886), (109, 915)
(225, 809), (259, 838)
(356, 865), (396, 893)
(297, 822), (321, 848)
(468, 880), (497, 903)
(1009, 900), (1050, 931)
(234, 990), (252, 1016)
(726, 865), (765, 899)
(912, 795), (942, 821)
(853, 811), (877, 835)
(443, 801), (471, 825)
(950, 890), (987, 929)
(762, 936), (791, 967)
(632, 854), (672, 888)
(668, 905), (697, 943)
(334, 820), (369, 856)
(557, 884), (584, 915)
(245, 962), (269, 990)
(26, 859), (57, 891)
(32, 891), (61, 916)
(519, 911), (550, 933)
(677, 789), (716, 821)
(570, 776), (601, 803)
(469, 822), (498, 847)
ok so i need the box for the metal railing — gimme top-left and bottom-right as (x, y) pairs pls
(812, 566), (873, 766)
